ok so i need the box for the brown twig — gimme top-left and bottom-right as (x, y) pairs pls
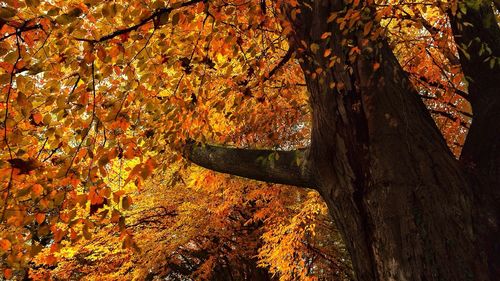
(74, 0), (204, 43)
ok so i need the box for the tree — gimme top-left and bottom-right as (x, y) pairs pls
(185, 0), (500, 280)
(0, 0), (498, 280)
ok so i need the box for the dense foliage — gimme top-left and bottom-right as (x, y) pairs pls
(0, 0), (496, 279)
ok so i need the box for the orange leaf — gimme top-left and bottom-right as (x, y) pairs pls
(32, 113), (43, 125)
(35, 213), (46, 224)
(0, 239), (11, 251)
(363, 21), (373, 36)
(32, 184), (43, 196)
(320, 32), (331, 39)
(4, 268), (12, 279)
(44, 254), (57, 265)
(124, 146), (135, 159)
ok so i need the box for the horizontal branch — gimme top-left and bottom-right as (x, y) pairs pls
(184, 142), (315, 188)
(75, 0), (204, 43)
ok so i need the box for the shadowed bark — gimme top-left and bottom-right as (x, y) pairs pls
(449, 1), (500, 278)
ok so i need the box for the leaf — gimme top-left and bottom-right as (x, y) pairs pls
(327, 12), (337, 23)
(0, 74), (10, 84)
(0, 7), (16, 19)
(122, 196), (131, 210)
(158, 11), (170, 26)
(310, 43), (320, 54)
(32, 184), (43, 196)
(55, 14), (74, 25)
(35, 213), (46, 224)
(320, 32), (331, 40)
(3, 268), (12, 279)
(26, 0), (41, 8)
(0, 239), (11, 251)
(363, 22), (373, 36)
(82, 225), (92, 240)
(171, 12), (180, 25)
(111, 209), (121, 223)
(32, 112), (43, 125)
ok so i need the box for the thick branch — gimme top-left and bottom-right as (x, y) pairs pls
(184, 142), (315, 188)
(449, 1), (500, 278)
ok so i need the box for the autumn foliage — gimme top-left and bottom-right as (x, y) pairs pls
(0, 0), (495, 280)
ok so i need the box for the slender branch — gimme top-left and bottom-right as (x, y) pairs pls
(262, 47), (294, 83)
(36, 137), (48, 159)
(419, 93), (472, 118)
(3, 35), (21, 160)
(1, 168), (14, 221)
(407, 70), (469, 102)
(65, 64), (96, 176)
(74, 0), (204, 43)
(127, 28), (156, 66)
(428, 109), (470, 128)
(0, 23), (42, 42)
(184, 141), (315, 188)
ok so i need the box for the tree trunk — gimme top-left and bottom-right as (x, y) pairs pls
(285, 0), (490, 279)
(186, 0), (497, 280)
(449, 2), (500, 277)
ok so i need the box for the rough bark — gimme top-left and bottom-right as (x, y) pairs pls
(184, 0), (498, 280)
(185, 142), (314, 188)
(449, 1), (500, 278)
(285, 1), (488, 280)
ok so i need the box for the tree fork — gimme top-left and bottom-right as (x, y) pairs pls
(183, 0), (497, 280)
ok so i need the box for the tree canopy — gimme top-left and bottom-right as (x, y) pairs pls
(0, 0), (498, 280)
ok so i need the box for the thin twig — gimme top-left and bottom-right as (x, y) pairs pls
(65, 63), (96, 176)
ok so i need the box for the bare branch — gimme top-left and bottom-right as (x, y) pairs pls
(184, 142), (315, 188)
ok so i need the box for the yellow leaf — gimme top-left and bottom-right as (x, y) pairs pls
(310, 43), (320, 54)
